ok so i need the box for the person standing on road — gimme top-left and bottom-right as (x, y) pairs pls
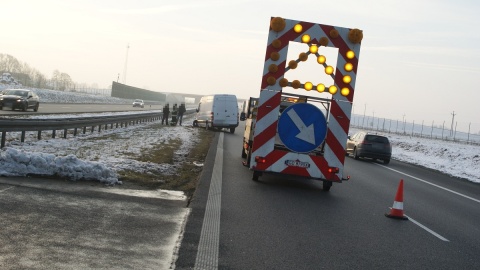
(178, 103), (186, 125)
(161, 103), (170, 125)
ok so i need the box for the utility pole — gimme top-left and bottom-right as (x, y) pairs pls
(450, 111), (456, 136)
(362, 104), (366, 127)
(372, 111), (375, 129)
(123, 43), (130, 84)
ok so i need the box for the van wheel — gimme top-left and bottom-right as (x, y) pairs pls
(384, 159), (390, 164)
(230, 128), (235, 133)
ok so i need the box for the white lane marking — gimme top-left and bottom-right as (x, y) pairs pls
(194, 132), (223, 270)
(376, 164), (480, 204)
(406, 215), (450, 242)
(0, 186), (14, 193)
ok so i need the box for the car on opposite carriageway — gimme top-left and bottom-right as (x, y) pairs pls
(132, 99), (145, 108)
(0, 89), (40, 112)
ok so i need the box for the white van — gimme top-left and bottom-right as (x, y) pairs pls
(193, 94), (239, 133)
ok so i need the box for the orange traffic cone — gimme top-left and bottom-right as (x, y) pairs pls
(385, 179), (408, 220)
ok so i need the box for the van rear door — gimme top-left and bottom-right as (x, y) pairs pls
(213, 95), (238, 127)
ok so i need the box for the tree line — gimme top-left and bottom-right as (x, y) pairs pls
(0, 53), (75, 91)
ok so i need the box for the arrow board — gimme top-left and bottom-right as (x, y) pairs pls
(277, 103), (327, 153)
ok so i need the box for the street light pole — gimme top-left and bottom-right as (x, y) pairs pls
(450, 111), (456, 136)
(123, 43), (130, 84)
(362, 104), (366, 128)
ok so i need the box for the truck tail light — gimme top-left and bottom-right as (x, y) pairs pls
(328, 167), (339, 173)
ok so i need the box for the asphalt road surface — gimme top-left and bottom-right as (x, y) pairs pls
(0, 103), (161, 115)
(176, 121), (480, 269)
(0, 177), (188, 269)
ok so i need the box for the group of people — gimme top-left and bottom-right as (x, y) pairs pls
(161, 103), (186, 126)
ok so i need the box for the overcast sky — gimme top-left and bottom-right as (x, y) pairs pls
(3, 0), (480, 132)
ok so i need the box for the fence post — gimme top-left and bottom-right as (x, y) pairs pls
(420, 120), (424, 138)
(468, 122), (471, 143)
(431, 120), (434, 138)
(442, 121), (445, 140)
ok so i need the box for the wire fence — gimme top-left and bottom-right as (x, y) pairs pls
(67, 88), (112, 96)
(350, 114), (480, 145)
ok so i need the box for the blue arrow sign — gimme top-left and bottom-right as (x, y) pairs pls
(277, 103), (327, 153)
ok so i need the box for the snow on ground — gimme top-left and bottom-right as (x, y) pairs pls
(0, 87), (200, 185)
(349, 128), (479, 183)
(0, 118), (199, 185)
(0, 88), (479, 184)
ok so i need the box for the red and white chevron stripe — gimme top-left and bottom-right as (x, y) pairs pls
(250, 17), (362, 181)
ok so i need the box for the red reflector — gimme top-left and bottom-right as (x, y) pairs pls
(255, 156), (266, 163)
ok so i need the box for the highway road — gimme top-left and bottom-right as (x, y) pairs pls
(2, 105), (478, 269)
(176, 121), (480, 269)
(0, 103), (162, 115)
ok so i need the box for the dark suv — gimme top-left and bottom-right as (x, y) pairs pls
(346, 131), (392, 164)
(0, 89), (40, 112)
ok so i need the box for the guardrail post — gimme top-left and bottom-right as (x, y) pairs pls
(74, 128), (77, 136)
(63, 129), (68, 139)
(52, 130), (56, 138)
(21, 131), (26, 142)
(37, 131), (41, 140)
(83, 127), (87, 134)
(1, 132), (5, 148)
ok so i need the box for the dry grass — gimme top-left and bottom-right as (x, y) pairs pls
(117, 129), (215, 199)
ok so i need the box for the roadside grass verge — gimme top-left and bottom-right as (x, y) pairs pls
(117, 128), (215, 199)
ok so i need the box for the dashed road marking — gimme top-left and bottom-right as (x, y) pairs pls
(0, 186), (14, 193)
(406, 215), (450, 242)
(376, 164), (480, 204)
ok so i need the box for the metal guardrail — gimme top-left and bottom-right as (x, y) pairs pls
(0, 112), (164, 148)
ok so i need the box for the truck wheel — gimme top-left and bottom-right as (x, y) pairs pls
(252, 171), (260, 181)
(323, 181), (332, 191)
(230, 128), (235, 133)
(241, 145), (247, 158)
(383, 159), (390, 164)
(353, 148), (360, 160)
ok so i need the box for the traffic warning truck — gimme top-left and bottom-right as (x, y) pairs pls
(241, 17), (363, 191)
